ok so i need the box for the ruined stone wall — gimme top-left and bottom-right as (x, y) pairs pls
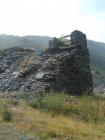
(0, 30), (93, 98)
(40, 30), (93, 95)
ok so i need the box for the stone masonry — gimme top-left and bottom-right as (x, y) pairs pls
(40, 30), (93, 95)
(0, 30), (93, 98)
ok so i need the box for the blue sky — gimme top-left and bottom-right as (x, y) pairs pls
(0, 0), (105, 42)
(81, 0), (105, 12)
(77, 0), (105, 42)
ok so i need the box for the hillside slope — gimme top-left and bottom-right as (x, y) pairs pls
(88, 40), (105, 70)
(88, 40), (105, 88)
(0, 34), (51, 53)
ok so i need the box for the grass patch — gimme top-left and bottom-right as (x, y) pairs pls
(2, 104), (12, 121)
(0, 93), (105, 139)
(28, 93), (105, 122)
(9, 99), (19, 106)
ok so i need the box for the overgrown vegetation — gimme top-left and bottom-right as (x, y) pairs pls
(28, 93), (105, 123)
(9, 99), (19, 106)
(2, 104), (12, 121)
(1, 94), (105, 139)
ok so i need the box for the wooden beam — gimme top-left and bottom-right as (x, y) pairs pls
(59, 35), (71, 39)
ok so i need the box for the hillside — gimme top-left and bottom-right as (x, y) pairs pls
(88, 40), (105, 88)
(88, 40), (105, 71)
(0, 34), (51, 53)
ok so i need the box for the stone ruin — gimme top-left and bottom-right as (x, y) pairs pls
(0, 30), (93, 99)
(41, 30), (93, 95)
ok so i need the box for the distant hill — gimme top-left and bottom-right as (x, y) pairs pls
(0, 34), (51, 53)
(0, 34), (105, 88)
(88, 40), (105, 87)
(88, 40), (105, 70)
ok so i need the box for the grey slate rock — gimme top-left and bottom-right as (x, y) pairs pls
(0, 30), (93, 98)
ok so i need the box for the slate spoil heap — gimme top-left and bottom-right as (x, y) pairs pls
(0, 30), (93, 98)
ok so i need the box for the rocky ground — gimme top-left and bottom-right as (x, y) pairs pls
(0, 31), (93, 98)
(0, 47), (43, 98)
(0, 45), (92, 99)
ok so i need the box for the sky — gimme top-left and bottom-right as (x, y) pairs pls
(0, 0), (105, 42)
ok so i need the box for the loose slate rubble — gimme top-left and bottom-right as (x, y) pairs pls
(0, 30), (93, 98)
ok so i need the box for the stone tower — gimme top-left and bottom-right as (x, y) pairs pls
(68, 30), (93, 94)
(41, 30), (93, 95)
(71, 30), (87, 47)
